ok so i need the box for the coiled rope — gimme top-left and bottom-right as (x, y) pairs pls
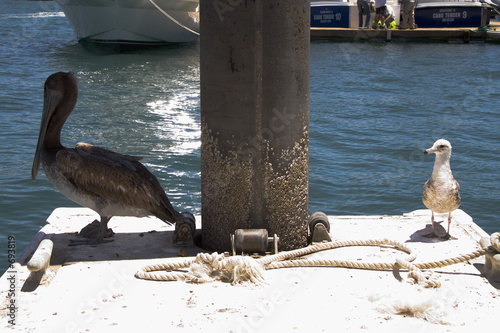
(135, 233), (500, 288)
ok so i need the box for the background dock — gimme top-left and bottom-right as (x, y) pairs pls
(311, 21), (500, 42)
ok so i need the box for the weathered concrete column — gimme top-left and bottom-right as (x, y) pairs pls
(200, 0), (310, 252)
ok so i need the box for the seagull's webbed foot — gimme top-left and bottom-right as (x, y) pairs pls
(441, 233), (458, 241)
(69, 219), (114, 246)
(423, 231), (440, 239)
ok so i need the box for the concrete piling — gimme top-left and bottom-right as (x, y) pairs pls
(200, 0), (310, 252)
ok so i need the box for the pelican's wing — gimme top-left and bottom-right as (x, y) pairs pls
(55, 145), (178, 223)
(75, 142), (142, 169)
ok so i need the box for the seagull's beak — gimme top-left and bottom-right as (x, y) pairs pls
(424, 146), (436, 155)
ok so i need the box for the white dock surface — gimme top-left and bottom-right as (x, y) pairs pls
(1, 207), (499, 332)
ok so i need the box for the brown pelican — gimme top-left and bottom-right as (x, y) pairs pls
(32, 72), (184, 243)
(422, 139), (461, 239)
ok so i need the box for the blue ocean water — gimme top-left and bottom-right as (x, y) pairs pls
(1, 1), (499, 273)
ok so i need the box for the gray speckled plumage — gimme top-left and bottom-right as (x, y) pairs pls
(422, 139), (460, 238)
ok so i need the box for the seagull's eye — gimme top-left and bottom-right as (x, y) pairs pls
(438, 145), (447, 149)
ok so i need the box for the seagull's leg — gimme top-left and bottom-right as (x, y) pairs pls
(423, 211), (439, 238)
(431, 211), (435, 232)
(443, 213), (457, 240)
(447, 213), (451, 234)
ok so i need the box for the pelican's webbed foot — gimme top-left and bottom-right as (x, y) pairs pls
(69, 219), (114, 246)
(78, 220), (114, 238)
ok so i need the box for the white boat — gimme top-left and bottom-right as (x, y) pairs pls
(55, 0), (200, 49)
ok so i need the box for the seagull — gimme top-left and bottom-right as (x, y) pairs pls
(32, 72), (185, 243)
(422, 139), (461, 239)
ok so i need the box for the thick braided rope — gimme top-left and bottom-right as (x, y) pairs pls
(265, 248), (488, 271)
(264, 239), (429, 285)
(265, 240), (489, 287)
(412, 248), (489, 270)
(491, 232), (500, 250)
(135, 239), (418, 283)
(136, 234), (499, 286)
(135, 252), (266, 284)
(267, 258), (396, 270)
(135, 259), (195, 281)
(397, 257), (442, 288)
(257, 238), (415, 266)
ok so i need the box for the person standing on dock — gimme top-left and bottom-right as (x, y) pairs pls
(357, 0), (372, 28)
(399, 0), (417, 29)
(385, 5), (396, 29)
(373, 0), (388, 28)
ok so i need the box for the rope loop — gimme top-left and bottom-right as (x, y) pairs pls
(490, 232), (500, 252)
(135, 236), (495, 288)
(135, 252), (266, 285)
(397, 257), (441, 288)
(407, 270), (442, 288)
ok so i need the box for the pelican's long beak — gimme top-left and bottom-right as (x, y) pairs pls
(32, 87), (63, 180)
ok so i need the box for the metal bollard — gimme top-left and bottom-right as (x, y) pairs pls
(173, 212), (196, 248)
(480, 233), (500, 283)
(231, 229), (279, 255)
(308, 211), (331, 243)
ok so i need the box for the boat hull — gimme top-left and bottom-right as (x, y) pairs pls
(55, 0), (199, 47)
(310, 1), (491, 29)
(310, 1), (402, 28)
(415, 3), (491, 28)
(311, 2), (351, 28)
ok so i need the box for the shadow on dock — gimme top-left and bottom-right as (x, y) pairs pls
(47, 230), (201, 265)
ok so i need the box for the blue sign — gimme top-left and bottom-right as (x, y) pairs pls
(311, 5), (350, 28)
(415, 7), (489, 28)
